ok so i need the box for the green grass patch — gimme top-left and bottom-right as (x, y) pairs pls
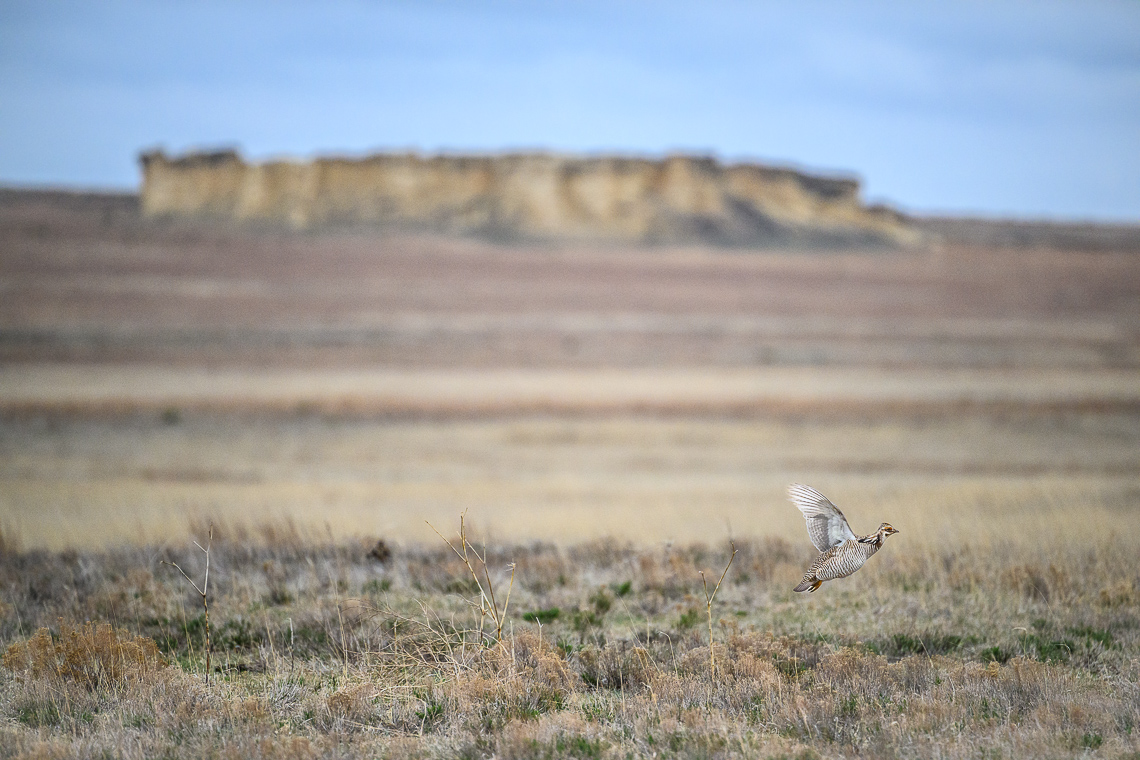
(1081, 732), (1104, 750)
(869, 633), (963, 657)
(1019, 634), (1075, 663)
(676, 608), (701, 630)
(589, 588), (612, 615)
(15, 699), (60, 728)
(362, 578), (392, 595)
(572, 610), (603, 635)
(609, 580), (632, 597)
(980, 645), (1011, 664)
(523, 607), (561, 624)
(1068, 625), (1113, 647)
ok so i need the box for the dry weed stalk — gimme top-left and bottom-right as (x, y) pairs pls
(428, 512), (515, 643)
(699, 540), (737, 679)
(161, 524), (212, 684)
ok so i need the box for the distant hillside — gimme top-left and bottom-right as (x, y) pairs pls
(138, 150), (919, 248)
(3, 185), (1138, 251)
(913, 216), (1140, 252)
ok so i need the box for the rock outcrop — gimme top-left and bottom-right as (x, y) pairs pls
(139, 149), (919, 247)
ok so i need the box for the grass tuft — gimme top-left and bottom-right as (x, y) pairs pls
(3, 621), (168, 690)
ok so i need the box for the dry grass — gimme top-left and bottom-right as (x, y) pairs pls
(3, 622), (168, 691)
(1, 507), (1139, 759)
(3, 412), (1139, 550)
(4, 365), (1140, 415)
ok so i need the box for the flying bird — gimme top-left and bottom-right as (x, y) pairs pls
(788, 483), (899, 593)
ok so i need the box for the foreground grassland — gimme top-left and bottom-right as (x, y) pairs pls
(2, 517), (1139, 759)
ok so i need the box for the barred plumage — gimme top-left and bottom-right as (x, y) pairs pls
(788, 484), (898, 593)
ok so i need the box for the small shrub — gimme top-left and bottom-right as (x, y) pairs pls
(3, 621), (168, 690)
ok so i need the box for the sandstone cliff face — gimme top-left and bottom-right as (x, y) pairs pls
(139, 150), (918, 247)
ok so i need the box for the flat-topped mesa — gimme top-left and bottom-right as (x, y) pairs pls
(138, 149), (920, 247)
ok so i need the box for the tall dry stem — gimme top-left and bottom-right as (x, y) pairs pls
(699, 540), (736, 679)
(161, 524), (212, 684)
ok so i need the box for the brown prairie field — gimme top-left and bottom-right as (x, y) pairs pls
(1, 190), (1140, 758)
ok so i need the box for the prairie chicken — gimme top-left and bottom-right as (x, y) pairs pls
(788, 483), (898, 593)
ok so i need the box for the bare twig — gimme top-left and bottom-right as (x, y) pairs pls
(427, 512), (515, 643)
(331, 565), (350, 681)
(699, 539), (737, 679)
(162, 524), (213, 684)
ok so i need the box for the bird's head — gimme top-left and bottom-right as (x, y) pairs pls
(878, 523), (899, 538)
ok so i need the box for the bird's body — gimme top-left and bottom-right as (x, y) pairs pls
(787, 483), (898, 593)
(794, 530), (888, 592)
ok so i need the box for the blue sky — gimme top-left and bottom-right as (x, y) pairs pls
(1, 1), (1138, 220)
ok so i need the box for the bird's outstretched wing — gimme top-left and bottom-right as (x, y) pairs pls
(788, 483), (856, 553)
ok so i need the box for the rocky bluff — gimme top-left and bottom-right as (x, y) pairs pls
(140, 149), (918, 247)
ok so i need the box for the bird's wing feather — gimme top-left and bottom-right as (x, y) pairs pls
(788, 483), (856, 552)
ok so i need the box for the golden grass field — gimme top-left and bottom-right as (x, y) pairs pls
(2, 190), (1140, 758)
(2, 409), (1140, 552)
